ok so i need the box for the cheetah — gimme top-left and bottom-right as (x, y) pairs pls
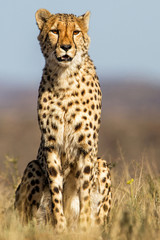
(15, 9), (112, 232)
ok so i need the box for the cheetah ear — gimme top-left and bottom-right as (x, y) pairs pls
(35, 9), (51, 30)
(78, 11), (90, 32)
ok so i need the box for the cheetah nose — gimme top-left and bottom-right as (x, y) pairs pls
(60, 44), (72, 51)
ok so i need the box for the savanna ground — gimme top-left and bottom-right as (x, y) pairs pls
(0, 80), (160, 239)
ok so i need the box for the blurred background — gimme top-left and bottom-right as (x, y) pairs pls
(1, 0), (160, 174)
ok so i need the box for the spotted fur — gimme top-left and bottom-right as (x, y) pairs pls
(15, 9), (111, 232)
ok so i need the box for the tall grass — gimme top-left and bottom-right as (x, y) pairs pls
(0, 150), (160, 240)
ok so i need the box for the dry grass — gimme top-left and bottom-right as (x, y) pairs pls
(0, 149), (160, 240)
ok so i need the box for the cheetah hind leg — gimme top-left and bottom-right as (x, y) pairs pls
(91, 158), (112, 227)
(15, 158), (111, 228)
(14, 160), (53, 225)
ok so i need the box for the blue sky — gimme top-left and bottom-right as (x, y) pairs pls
(1, 0), (160, 86)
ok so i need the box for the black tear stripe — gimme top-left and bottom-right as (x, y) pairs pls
(72, 28), (77, 53)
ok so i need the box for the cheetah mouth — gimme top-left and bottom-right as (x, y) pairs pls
(56, 54), (73, 62)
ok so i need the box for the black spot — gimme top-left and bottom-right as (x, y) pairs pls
(51, 123), (58, 130)
(93, 133), (96, 139)
(78, 135), (84, 142)
(91, 104), (95, 110)
(75, 122), (82, 131)
(49, 167), (57, 177)
(98, 89), (101, 96)
(77, 65), (81, 70)
(89, 89), (92, 94)
(84, 166), (90, 174)
(35, 186), (40, 192)
(103, 204), (108, 212)
(54, 187), (59, 193)
(43, 97), (47, 102)
(79, 148), (88, 157)
(35, 179), (40, 184)
(28, 194), (32, 201)
(55, 208), (59, 213)
(55, 115), (59, 120)
(90, 122), (93, 128)
(83, 181), (89, 189)
(42, 128), (47, 134)
(82, 116), (87, 120)
(31, 188), (35, 195)
(81, 90), (85, 96)
(94, 114), (98, 121)
(31, 180), (35, 186)
(32, 200), (36, 205)
(28, 172), (33, 178)
(107, 173), (110, 178)
(36, 170), (42, 177)
(55, 199), (59, 203)
(88, 140), (92, 146)
(82, 77), (85, 82)
(48, 135), (56, 141)
(43, 113), (46, 118)
(103, 162), (107, 168)
(88, 111), (92, 116)
(57, 102), (61, 106)
(68, 102), (73, 107)
(52, 202), (55, 209)
(72, 113), (76, 118)
(76, 170), (81, 178)
(70, 163), (74, 168)
(76, 108), (80, 112)
(102, 177), (106, 183)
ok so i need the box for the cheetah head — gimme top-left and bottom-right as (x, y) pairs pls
(35, 9), (90, 67)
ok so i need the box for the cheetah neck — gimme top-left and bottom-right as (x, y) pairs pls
(45, 51), (87, 78)
(43, 53), (90, 89)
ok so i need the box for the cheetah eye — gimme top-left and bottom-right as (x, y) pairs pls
(50, 29), (59, 35)
(73, 30), (80, 36)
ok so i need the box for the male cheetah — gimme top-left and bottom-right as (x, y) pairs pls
(15, 9), (111, 232)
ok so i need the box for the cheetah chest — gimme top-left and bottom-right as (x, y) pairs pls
(38, 75), (101, 159)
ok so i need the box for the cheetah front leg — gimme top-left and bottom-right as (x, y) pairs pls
(75, 151), (94, 230)
(93, 158), (112, 226)
(46, 149), (67, 232)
